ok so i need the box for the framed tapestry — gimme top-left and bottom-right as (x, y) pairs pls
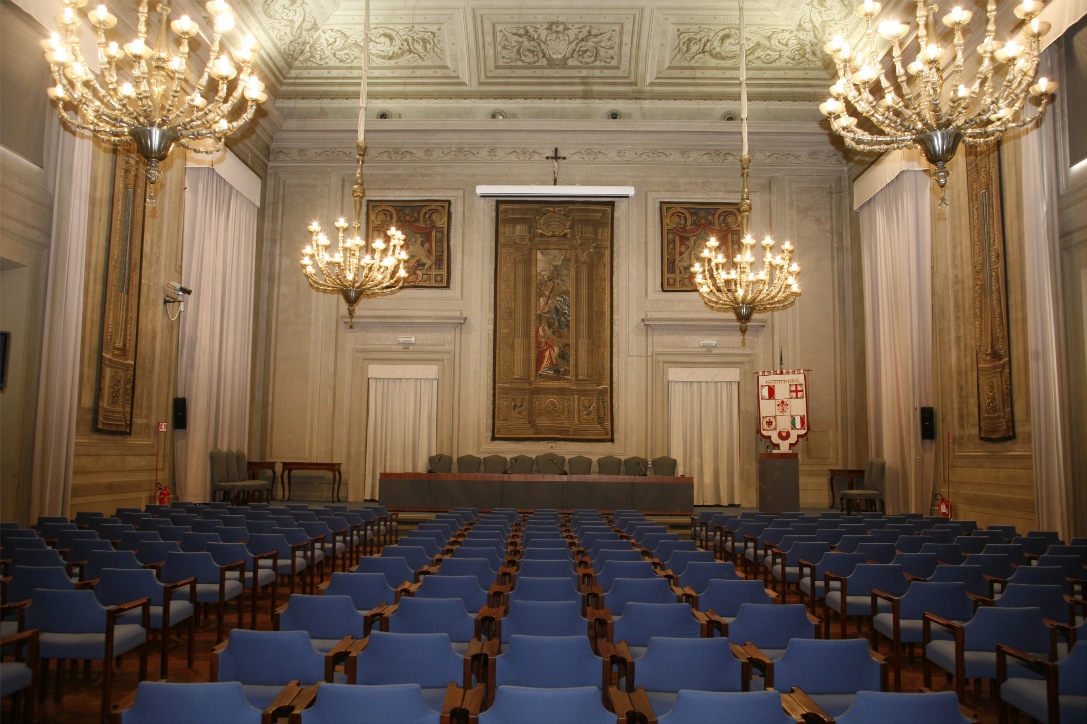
(660, 202), (742, 291)
(965, 143), (1015, 441)
(367, 200), (450, 288)
(96, 146), (147, 434)
(493, 201), (613, 441)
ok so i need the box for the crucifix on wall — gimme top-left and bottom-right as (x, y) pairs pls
(546, 147), (566, 185)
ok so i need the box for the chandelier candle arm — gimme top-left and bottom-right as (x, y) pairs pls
(690, 0), (801, 346)
(43, 0), (267, 205)
(820, 0), (1058, 206)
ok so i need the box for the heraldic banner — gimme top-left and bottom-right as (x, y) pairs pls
(757, 369), (808, 452)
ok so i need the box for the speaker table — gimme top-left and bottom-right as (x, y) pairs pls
(279, 461), (343, 502)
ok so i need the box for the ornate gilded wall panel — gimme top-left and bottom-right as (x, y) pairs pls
(367, 200), (450, 288)
(966, 143), (1015, 442)
(95, 147), (146, 433)
(660, 202), (741, 291)
(493, 201), (612, 440)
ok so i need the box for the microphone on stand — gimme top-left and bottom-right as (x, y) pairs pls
(550, 455), (567, 475)
(503, 456), (518, 474)
(636, 460), (648, 475)
(426, 458), (440, 473)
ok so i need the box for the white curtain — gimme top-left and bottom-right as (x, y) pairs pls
(175, 167), (257, 502)
(857, 168), (935, 515)
(364, 365), (438, 500)
(1012, 48), (1071, 537)
(667, 367), (740, 505)
(29, 128), (92, 519)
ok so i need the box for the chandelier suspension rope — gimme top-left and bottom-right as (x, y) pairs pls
(690, 0), (802, 345)
(299, 0), (410, 328)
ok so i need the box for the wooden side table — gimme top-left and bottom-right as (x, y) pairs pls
(279, 461), (343, 502)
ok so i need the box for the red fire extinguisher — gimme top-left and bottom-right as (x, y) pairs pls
(155, 484), (170, 506)
(935, 493), (952, 518)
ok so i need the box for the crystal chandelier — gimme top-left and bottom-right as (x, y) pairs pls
(42, 0), (267, 205)
(300, 0), (409, 328)
(691, 0), (801, 346)
(820, 0), (1058, 205)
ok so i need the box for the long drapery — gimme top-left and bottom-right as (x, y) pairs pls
(667, 367), (740, 505)
(857, 166), (935, 515)
(29, 128), (92, 519)
(175, 167), (257, 501)
(365, 365), (438, 500)
(1012, 48), (1071, 537)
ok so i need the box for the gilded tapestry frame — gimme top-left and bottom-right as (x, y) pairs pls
(367, 200), (450, 288)
(492, 201), (613, 441)
(95, 146), (147, 433)
(660, 201), (742, 291)
(966, 142), (1015, 441)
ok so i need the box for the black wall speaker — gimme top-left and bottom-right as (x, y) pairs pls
(172, 397), (187, 430)
(920, 406), (936, 440)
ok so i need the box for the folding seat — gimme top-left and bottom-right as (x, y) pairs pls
(621, 636), (749, 718)
(483, 634), (609, 707)
(870, 581), (974, 691)
(247, 532), (310, 596)
(433, 556), (497, 589)
(756, 638), (885, 719)
(353, 556), (417, 589)
(924, 605), (1054, 702)
(656, 690), (795, 723)
(998, 639), (1087, 724)
(83, 549), (145, 580)
(212, 629), (343, 710)
(160, 551), (244, 642)
(348, 631), (474, 710)
(767, 540), (831, 596)
(379, 544), (436, 574)
(600, 576), (682, 615)
(696, 579), (776, 630)
(889, 552), (940, 580)
(718, 521), (769, 566)
(26, 587), (148, 722)
(179, 531), (223, 552)
(0, 628), (38, 722)
(114, 681), (264, 724)
(206, 541), (279, 627)
(594, 560), (658, 591)
(274, 594), (365, 653)
(834, 690), (970, 724)
(823, 563), (908, 638)
(980, 543), (1030, 567)
(410, 574), (491, 615)
(797, 551), (865, 612)
(379, 595), (477, 653)
(599, 602), (707, 656)
(93, 566), (196, 678)
(727, 602), (819, 666)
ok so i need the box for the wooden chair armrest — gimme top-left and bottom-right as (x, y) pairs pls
(969, 592), (994, 606)
(74, 578), (99, 590)
(783, 687), (833, 724)
(765, 588), (780, 601)
(455, 684), (485, 724)
(922, 612), (962, 644)
(325, 636), (356, 680)
(263, 680), (303, 724)
(399, 581), (421, 597)
(743, 642), (773, 670)
(438, 683), (467, 722)
(107, 596), (151, 629)
(609, 685), (657, 723)
(729, 641), (751, 663)
(996, 643), (1055, 680)
(286, 683), (320, 718)
(823, 571), (845, 584)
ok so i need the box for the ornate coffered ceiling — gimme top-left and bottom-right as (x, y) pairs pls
(219, 0), (869, 122)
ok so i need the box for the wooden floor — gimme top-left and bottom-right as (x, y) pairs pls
(6, 533), (1005, 723)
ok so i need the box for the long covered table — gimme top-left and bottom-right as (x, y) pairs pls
(378, 472), (694, 513)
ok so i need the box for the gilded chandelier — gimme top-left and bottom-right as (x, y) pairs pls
(42, 0), (267, 204)
(820, 0), (1057, 204)
(299, 0), (410, 328)
(691, 0), (801, 345)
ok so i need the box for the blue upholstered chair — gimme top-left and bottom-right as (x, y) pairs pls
(211, 628), (343, 710)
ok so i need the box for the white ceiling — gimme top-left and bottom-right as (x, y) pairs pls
(224, 0), (871, 123)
